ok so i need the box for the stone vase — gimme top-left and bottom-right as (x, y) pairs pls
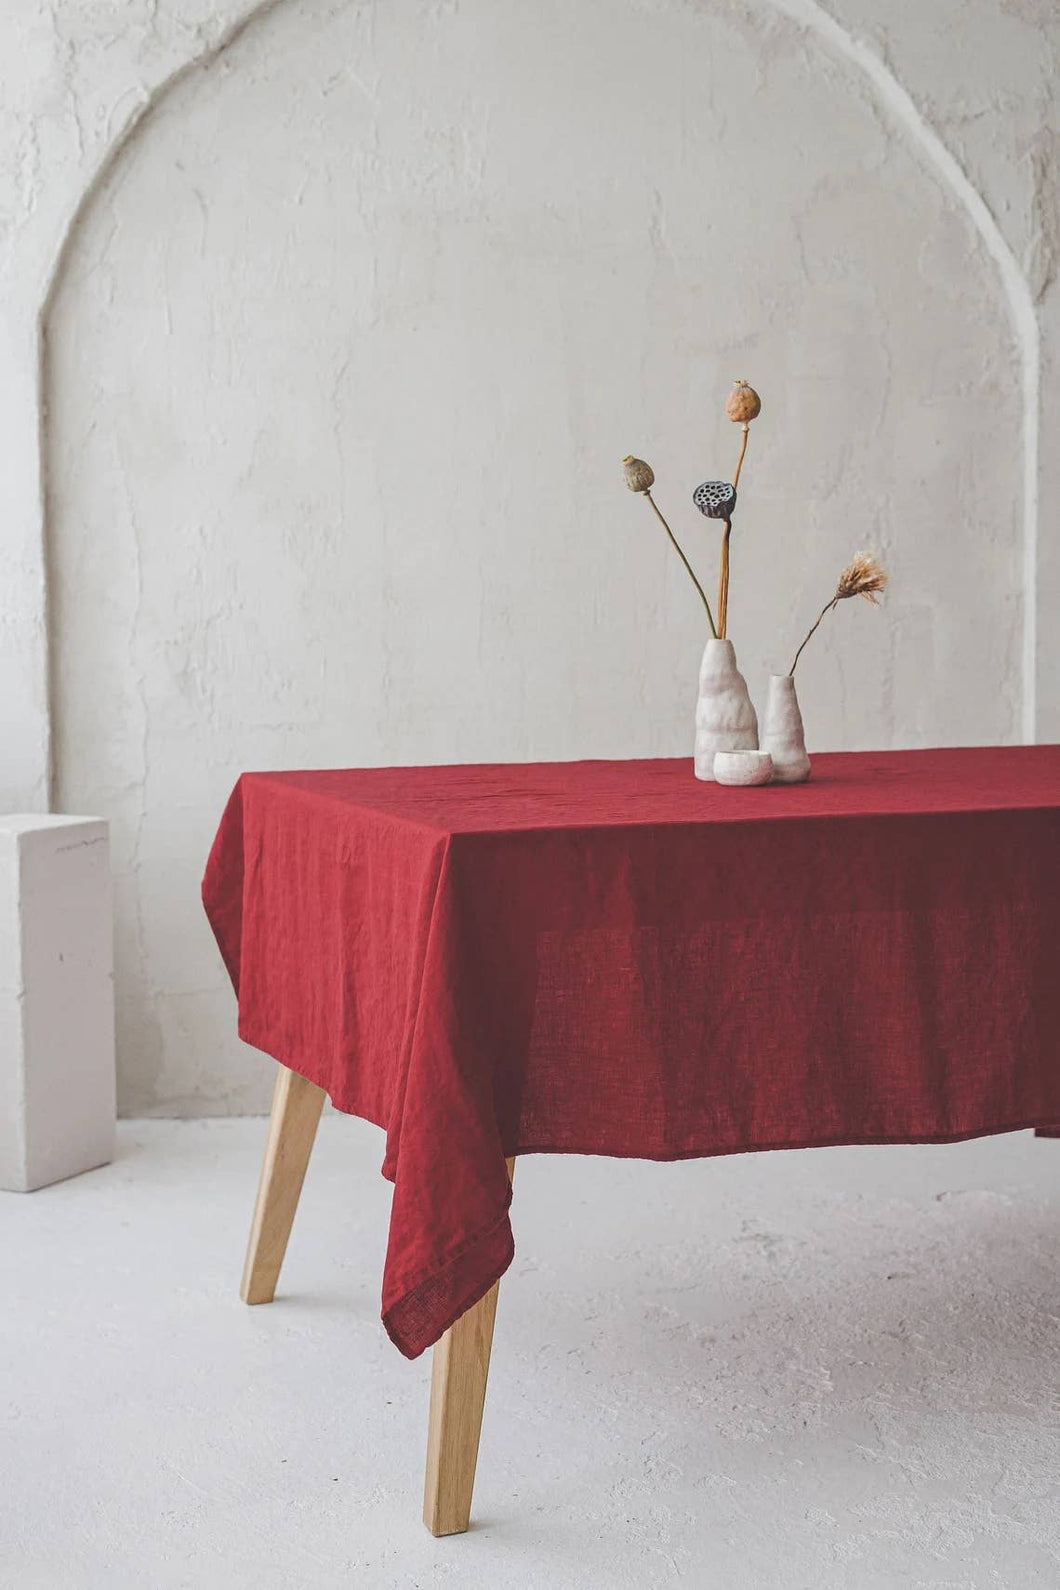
(760, 673), (811, 783)
(694, 638), (758, 781)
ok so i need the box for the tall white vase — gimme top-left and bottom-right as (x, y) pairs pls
(694, 638), (758, 781)
(760, 673), (811, 783)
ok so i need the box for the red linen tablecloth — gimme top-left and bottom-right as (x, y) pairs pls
(202, 748), (1060, 1358)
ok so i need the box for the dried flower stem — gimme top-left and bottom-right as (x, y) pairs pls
(789, 553), (889, 675)
(717, 519), (732, 638)
(731, 424), (750, 491)
(716, 423), (749, 639)
(645, 490), (717, 638)
(789, 597), (837, 676)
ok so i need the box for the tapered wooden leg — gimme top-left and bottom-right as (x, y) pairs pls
(240, 1064), (326, 1305)
(423, 1158), (515, 1537)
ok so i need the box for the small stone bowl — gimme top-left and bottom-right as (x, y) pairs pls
(713, 749), (774, 786)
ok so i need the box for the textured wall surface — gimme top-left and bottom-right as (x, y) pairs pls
(1, 0), (1057, 1113)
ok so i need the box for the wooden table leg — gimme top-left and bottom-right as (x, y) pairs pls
(240, 1064), (326, 1305)
(423, 1158), (515, 1537)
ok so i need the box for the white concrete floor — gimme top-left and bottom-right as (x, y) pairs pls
(1, 1119), (1057, 1590)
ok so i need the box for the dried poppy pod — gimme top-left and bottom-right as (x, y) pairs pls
(725, 380), (761, 425)
(693, 479), (737, 520)
(622, 455), (655, 493)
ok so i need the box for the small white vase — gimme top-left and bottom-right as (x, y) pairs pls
(760, 673), (811, 783)
(694, 638), (758, 781)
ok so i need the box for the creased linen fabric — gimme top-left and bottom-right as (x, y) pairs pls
(202, 748), (1060, 1358)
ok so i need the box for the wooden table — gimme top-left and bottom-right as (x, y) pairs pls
(203, 750), (1060, 1533)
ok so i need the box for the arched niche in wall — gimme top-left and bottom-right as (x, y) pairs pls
(44, 0), (1024, 1113)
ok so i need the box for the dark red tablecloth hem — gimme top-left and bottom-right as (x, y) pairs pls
(382, 1216), (516, 1361)
(246, 1015), (1060, 1170)
(507, 1118), (1060, 1160)
(378, 1115), (1056, 1356)
(246, 1031), (1058, 1354)
(233, 1031), (518, 1361)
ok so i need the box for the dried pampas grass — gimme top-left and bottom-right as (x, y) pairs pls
(835, 552), (889, 605)
(790, 552), (889, 676)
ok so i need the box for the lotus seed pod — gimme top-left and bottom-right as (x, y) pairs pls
(622, 455), (655, 493)
(725, 380), (761, 424)
(692, 480), (737, 520)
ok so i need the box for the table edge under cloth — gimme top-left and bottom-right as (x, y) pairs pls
(202, 755), (1060, 1358)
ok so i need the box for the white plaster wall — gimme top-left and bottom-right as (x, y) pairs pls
(1, 0), (1057, 1113)
(0, 0), (274, 814)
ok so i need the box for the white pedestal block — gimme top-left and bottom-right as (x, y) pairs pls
(0, 816), (115, 1191)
